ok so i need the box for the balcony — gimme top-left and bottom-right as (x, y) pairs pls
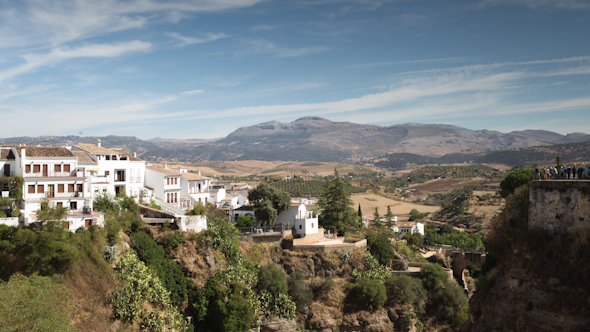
(44, 191), (84, 198)
(24, 170), (83, 178)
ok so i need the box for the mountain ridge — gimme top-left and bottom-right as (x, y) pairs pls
(2, 117), (589, 163)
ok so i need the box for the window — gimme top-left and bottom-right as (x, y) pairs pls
(33, 164), (40, 173)
(175, 193), (178, 203)
(112, 155), (117, 160)
(299, 225), (302, 229)
(312, 223), (314, 228)
(56, 202), (63, 208)
(58, 184), (64, 193)
(37, 184), (44, 193)
(54, 164), (61, 172)
(26, 165), (31, 173)
(105, 171), (109, 176)
(77, 184), (83, 192)
(68, 184), (74, 192)
(70, 201), (77, 211)
(28, 185), (35, 193)
(167, 193), (170, 203)
(63, 164), (70, 172)
(167, 178), (170, 185)
(175, 178), (178, 185)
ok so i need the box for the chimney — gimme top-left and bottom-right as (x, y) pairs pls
(164, 164), (167, 169)
(198, 170), (201, 176)
(133, 152), (137, 157)
(97, 139), (101, 147)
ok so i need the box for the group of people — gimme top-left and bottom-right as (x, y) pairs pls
(535, 165), (590, 180)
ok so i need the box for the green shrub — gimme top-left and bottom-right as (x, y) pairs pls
(288, 271), (313, 311)
(385, 274), (426, 310)
(499, 168), (534, 198)
(162, 232), (184, 250)
(236, 215), (255, 227)
(366, 232), (395, 266)
(353, 277), (387, 310)
(434, 282), (469, 324)
(419, 263), (447, 290)
(0, 273), (77, 332)
(259, 264), (288, 298)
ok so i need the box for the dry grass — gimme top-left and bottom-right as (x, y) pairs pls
(351, 193), (440, 217)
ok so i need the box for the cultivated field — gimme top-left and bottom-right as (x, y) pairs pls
(408, 179), (471, 192)
(351, 193), (440, 219)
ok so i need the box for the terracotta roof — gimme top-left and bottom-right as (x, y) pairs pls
(221, 196), (237, 201)
(24, 146), (75, 158)
(72, 151), (97, 165)
(75, 143), (119, 155)
(146, 166), (180, 176)
(0, 148), (15, 160)
(112, 149), (143, 161)
(181, 172), (211, 180)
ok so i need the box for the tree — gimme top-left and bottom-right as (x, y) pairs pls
(93, 192), (119, 213)
(258, 265), (288, 298)
(318, 169), (358, 234)
(187, 203), (206, 216)
(236, 215), (255, 227)
(386, 274), (426, 310)
(288, 271), (312, 311)
(499, 168), (534, 198)
(366, 232), (395, 266)
(358, 204), (363, 218)
(420, 263), (447, 290)
(409, 209), (421, 221)
(373, 207), (381, 227)
(0, 273), (77, 332)
(384, 206), (395, 227)
(248, 182), (291, 226)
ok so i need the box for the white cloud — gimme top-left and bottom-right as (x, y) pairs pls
(182, 89), (204, 95)
(238, 39), (329, 58)
(0, 0), (265, 49)
(166, 32), (230, 46)
(0, 41), (151, 83)
(481, 0), (590, 9)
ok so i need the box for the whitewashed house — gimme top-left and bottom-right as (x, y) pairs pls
(17, 145), (104, 229)
(392, 221), (424, 238)
(276, 203), (319, 236)
(179, 170), (213, 209)
(145, 165), (182, 208)
(74, 141), (145, 200)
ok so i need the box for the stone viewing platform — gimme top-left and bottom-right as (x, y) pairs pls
(529, 180), (590, 233)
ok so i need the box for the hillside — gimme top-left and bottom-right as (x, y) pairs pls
(474, 140), (590, 166)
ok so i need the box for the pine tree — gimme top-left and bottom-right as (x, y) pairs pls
(373, 207), (381, 227)
(385, 205), (395, 228)
(358, 204), (363, 218)
(318, 169), (358, 235)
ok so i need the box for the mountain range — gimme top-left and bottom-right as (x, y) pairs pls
(1, 117), (589, 163)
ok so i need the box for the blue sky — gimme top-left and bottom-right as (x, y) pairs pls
(1, 0), (590, 139)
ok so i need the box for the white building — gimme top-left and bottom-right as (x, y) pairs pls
(179, 170), (213, 209)
(75, 141), (145, 200)
(276, 203), (319, 236)
(16, 145), (104, 229)
(145, 165), (182, 208)
(392, 221), (424, 238)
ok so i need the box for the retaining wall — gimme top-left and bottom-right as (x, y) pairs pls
(529, 180), (590, 233)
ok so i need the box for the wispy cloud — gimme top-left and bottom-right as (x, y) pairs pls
(0, 41), (151, 83)
(481, 0), (590, 9)
(350, 57), (471, 68)
(182, 89), (204, 95)
(0, 0), (265, 49)
(166, 32), (230, 46)
(251, 24), (279, 31)
(238, 39), (329, 58)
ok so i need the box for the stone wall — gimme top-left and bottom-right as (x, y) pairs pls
(529, 180), (590, 233)
(290, 239), (367, 254)
(292, 228), (326, 245)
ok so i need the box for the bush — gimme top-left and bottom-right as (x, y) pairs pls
(366, 232), (395, 266)
(434, 282), (469, 324)
(236, 215), (255, 227)
(385, 274), (426, 310)
(259, 264), (288, 298)
(288, 271), (313, 311)
(187, 204), (206, 216)
(499, 168), (534, 198)
(130, 231), (192, 305)
(420, 263), (447, 290)
(0, 273), (77, 332)
(353, 277), (387, 310)
(162, 232), (184, 250)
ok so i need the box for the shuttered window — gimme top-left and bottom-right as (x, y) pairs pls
(37, 185), (44, 193)
(77, 184), (83, 192)
(28, 185), (35, 193)
(58, 184), (64, 193)
(26, 165), (31, 173)
(33, 165), (40, 173)
(68, 184), (74, 192)
(63, 164), (70, 172)
(54, 164), (61, 172)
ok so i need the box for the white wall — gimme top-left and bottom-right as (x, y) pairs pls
(177, 215), (207, 232)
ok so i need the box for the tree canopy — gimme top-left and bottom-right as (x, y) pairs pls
(499, 168), (535, 198)
(248, 182), (291, 226)
(318, 169), (358, 234)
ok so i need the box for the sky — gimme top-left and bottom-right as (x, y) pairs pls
(1, 0), (590, 139)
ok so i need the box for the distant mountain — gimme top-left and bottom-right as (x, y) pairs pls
(2, 117), (589, 163)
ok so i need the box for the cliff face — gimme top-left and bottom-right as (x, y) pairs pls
(465, 250), (590, 332)
(464, 181), (590, 332)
